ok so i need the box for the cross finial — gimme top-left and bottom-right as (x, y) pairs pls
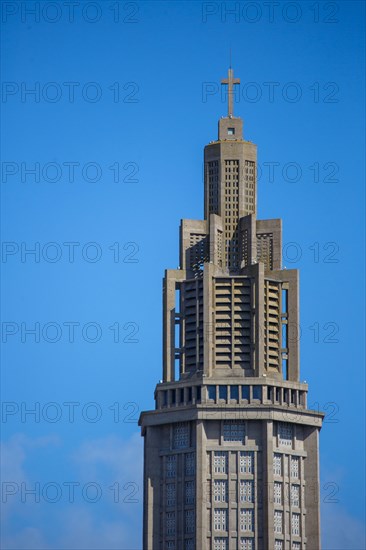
(221, 67), (240, 117)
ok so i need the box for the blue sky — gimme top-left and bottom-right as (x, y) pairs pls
(1, 1), (365, 548)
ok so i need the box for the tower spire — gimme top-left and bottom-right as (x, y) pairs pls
(221, 66), (240, 117)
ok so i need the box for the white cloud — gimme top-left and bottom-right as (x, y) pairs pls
(0, 433), (61, 530)
(0, 433), (60, 482)
(1, 527), (50, 550)
(71, 431), (143, 485)
(51, 506), (141, 549)
(1, 432), (143, 550)
(321, 462), (366, 550)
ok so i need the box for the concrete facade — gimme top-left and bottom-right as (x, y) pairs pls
(139, 69), (323, 550)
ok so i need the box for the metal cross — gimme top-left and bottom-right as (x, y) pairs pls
(221, 68), (240, 117)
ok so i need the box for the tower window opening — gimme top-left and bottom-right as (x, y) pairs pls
(188, 386), (192, 402)
(173, 422), (190, 449)
(278, 422), (293, 447)
(282, 323), (288, 349)
(231, 385), (239, 401)
(166, 511), (176, 535)
(196, 385), (201, 402)
(223, 420), (245, 442)
(242, 385), (250, 400)
(219, 385), (227, 400)
(282, 288), (288, 313)
(239, 451), (254, 474)
(282, 357), (288, 380)
(253, 386), (262, 401)
(174, 356), (180, 381)
(208, 385), (216, 401)
(268, 386), (273, 402)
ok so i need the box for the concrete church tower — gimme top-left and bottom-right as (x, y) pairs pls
(139, 68), (323, 550)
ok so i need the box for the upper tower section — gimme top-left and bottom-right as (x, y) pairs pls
(163, 68), (299, 385)
(204, 68), (257, 271)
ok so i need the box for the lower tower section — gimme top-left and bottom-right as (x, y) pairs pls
(140, 381), (322, 550)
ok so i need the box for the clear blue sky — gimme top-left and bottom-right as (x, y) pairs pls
(1, 1), (365, 548)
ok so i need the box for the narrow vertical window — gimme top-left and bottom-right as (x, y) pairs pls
(223, 420), (245, 442)
(213, 509), (228, 531)
(213, 480), (228, 502)
(166, 483), (176, 507)
(273, 453), (282, 476)
(185, 480), (195, 505)
(274, 482), (282, 505)
(239, 509), (253, 532)
(173, 422), (190, 449)
(291, 513), (300, 536)
(239, 480), (254, 502)
(185, 452), (195, 476)
(278, 422), (293, 447)
(274, 510), (283, 534)
(166, 455), (177, 478)
(290, 456), (299, 478)
(291, 484), (300, 507)
(213, 451), (228, 474)
(240, 451), (254, 474)
(166, 511), (176, 535)
(185, 509), (195, 533)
